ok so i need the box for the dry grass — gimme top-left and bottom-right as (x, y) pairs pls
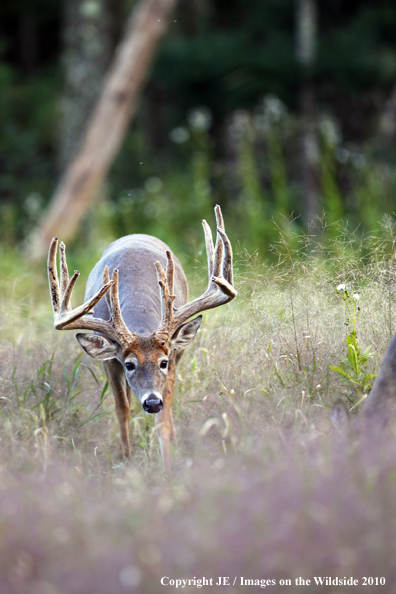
(1, 225), (396, 592)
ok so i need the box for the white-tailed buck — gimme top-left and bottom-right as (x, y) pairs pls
(48, 205), (236, 472)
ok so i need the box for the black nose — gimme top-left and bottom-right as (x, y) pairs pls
(143, 395), (163, 414)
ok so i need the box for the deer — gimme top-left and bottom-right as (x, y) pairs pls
(47, 205), (236, 473)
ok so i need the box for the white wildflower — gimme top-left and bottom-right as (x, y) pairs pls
(262, 94), (286, 124)
(169, 126), (190, 143)
(353, 293), (360, 301)
(188, 107), (212, 131)
(337, 284), (346, 292)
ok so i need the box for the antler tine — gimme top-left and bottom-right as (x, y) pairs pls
(166, 250), (174, 296)
(59, 242), (69, 297)
(60, 270), (80, 314)
(48, 237), (61, 315)
(55, 282), (115, 330)
(216, 227), (234, 287)
(212, 226), (224, 279)
(108, 269), (132, 340)
(102, 265), (112, 311)
(202, 219), (214, 285)
(155, 256), (176, 339)
(214, 204), (225, 231)
(155, 260), (167, 321)
(47, 239), (137, 345)
(101, 266), (133, 344)
(155, 205), (237, 340)
(212, 205), (224, 278)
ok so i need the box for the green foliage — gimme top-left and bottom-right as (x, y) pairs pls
(2, 215), (396, 471)
(110, 0), (396, 250)
(3, 215), (396, 594)
(320, 122), (343, 226)
(329, 284), (377, 407)
(0, 65), (58, 242)
(2, 0), (396, 255)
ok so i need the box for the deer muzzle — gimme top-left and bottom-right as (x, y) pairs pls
(142, 393), (163, 414)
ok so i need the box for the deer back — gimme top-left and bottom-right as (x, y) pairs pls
(85, 234), (189, 335)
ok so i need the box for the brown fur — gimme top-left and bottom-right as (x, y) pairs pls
(79, 235), (197, 474)
(48, 206), (236, 474)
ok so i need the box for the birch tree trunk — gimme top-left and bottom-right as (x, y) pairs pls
(32, 0), (177, 258)
(296, 0), (320, 225)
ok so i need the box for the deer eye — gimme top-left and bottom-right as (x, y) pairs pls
(125, 361), (136, 371)
(160, 360), (168, 369)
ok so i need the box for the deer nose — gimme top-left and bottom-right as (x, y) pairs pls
(143, 395), (163, 414)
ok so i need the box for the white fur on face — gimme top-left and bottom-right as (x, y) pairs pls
(141, 391), (163, 406)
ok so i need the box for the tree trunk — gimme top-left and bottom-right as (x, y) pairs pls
(57, 0), (112, 170)
(377, 83), (396, 145)
(296, 0), (320, 225)
(32, 0), (177, 258)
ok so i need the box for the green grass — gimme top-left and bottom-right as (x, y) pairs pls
(1, 223), (396, 591)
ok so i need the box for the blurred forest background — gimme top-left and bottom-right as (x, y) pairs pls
(1, 0), (396, 261)
(4, 3), (396, 587)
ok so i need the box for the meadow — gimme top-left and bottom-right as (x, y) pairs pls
(1, 220), (396, 593)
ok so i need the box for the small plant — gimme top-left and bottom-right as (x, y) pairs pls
(329, 284), (377, 408)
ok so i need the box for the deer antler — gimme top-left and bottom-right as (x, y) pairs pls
(155, 205), (236, 341)
(48, 238), (135, 347)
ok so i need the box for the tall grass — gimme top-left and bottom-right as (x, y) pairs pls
(1, 222), (396, 591)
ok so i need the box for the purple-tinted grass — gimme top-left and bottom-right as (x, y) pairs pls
(2, 233), (396, 592)
(0, 427), (396, 593)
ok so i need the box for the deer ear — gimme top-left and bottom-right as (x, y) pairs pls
(76, 333), (119, 360)
(170, 316), (202, 351)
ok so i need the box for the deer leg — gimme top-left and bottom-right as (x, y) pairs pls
(155, 402), (172, 475)
(103, 359), (130, 458)
(168, 350), (185, 448)
(155, 350), (177, 474)
(169, 408), (177, 447)
(125, 383), (132, 406)
(155, 401), (177, 472)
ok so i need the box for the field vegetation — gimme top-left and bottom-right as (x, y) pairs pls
(2, 0), (396, 590)
(2, 220), (396, 592)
